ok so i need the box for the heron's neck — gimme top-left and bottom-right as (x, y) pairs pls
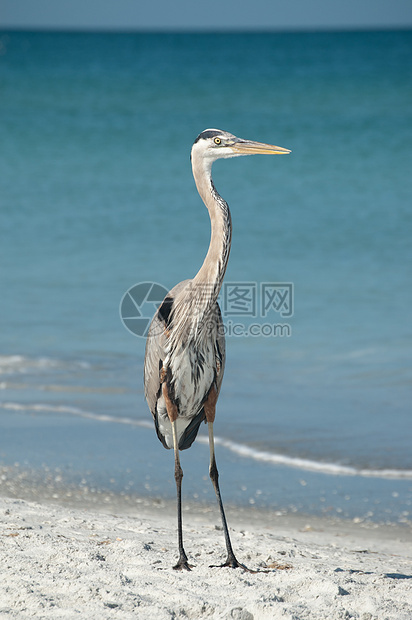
(192, 159), (232, 304)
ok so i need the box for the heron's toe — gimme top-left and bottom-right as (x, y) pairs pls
(173, 561), (193, 571)
(209, 554), (256, 572)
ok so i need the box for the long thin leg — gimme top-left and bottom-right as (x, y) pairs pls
(208, 422), (251, 571)
(172, 420), (192, 571)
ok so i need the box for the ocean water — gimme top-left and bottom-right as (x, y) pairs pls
(1, 30), (411, 524)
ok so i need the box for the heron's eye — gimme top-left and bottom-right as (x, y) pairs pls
(214, 137), (221, 145)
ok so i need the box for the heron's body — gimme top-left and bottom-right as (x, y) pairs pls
(144, 279), (225, 450)
(143, 129), (290, 570)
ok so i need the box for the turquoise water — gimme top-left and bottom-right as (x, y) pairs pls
(1, 30), (411, 523)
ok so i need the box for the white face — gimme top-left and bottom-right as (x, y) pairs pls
(191, 129), (241, 163)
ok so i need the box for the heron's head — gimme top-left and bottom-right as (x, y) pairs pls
(191, 129), (291, 164)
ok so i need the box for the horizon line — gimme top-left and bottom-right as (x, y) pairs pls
(1, 25), (411, 34)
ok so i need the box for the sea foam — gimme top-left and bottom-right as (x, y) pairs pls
(2, 400), (411, 481)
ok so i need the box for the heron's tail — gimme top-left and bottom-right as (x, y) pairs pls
(178, 408), (206, 450)
(154, 407), (206, 451)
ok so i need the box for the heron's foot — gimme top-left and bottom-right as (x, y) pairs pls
(210, 553), (256, 573)
(173, 553), (193, 571)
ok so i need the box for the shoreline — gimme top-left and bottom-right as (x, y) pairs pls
(1, 494), (411, 619)
(1, 461), (411, 539)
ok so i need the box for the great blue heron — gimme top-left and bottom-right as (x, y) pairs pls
(144, 129), (290, 570)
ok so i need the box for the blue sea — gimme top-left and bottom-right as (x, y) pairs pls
(1, 30), (411, 524)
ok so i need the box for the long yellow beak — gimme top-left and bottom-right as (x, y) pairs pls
(231, 139), (291, 155)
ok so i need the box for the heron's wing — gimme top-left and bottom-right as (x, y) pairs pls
(177, 304), (225, 451)
(143, 312), (166, 418)
(143, 280), (191, 417)
(214, 302), (226, 396)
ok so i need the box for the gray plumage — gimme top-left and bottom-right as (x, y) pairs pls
(144, 278), (226, 450)
(143, 128), (290, 571)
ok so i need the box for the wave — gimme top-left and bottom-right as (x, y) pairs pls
(0, 381), (127, 395)
(210, 436), (412, 480)
(0, 355), (91, 376)
(0, 401), (153, 429)
(2, 401), (412, 481)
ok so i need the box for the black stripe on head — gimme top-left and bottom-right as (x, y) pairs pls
(157, 296), (173, 326)
(194, 129), (222, 144)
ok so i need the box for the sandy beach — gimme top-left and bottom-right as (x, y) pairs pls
(1, 495), (411, 619)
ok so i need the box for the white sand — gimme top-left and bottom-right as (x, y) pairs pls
(1, 496), (411, 619)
